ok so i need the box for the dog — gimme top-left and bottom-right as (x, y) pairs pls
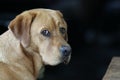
(0, 8), (71, 80)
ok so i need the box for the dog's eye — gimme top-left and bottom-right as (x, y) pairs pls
(41, 30), (50, 37)
(60, 27), (66, 34)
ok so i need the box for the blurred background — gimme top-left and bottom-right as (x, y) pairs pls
(0, 0), (120, 80)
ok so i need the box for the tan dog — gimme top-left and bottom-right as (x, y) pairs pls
(0, 9), (71, 80)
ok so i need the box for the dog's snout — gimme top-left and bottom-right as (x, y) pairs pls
(60, 45), (71, 57)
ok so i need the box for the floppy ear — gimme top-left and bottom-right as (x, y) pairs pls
(8, 12), (36, 48)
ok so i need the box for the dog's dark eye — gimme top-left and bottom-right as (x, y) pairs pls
(41, 30), (50, 37)
(60, 27), (66, 34)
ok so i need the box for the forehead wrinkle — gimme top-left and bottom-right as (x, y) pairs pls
(49, 16), (57, 30)
(48, 11), (66, 27)
(36, 13), (54, 31)
(38, 11), (66, 32)
(43, 13), (57, 30)
(48, 13), (67, 37)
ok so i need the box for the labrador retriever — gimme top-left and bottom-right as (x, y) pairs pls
(0, 8), (71, 80)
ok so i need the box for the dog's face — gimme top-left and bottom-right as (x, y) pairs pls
(9, 9), (71, 65)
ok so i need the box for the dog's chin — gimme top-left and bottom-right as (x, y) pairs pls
(44, 56), (71, 66)
(44, 60), (61, 66)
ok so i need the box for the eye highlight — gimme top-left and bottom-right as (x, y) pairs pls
(41, 30), (50, 37)
(60, 27), (66, 34)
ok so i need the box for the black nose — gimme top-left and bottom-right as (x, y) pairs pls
(60, 45), (71, 57)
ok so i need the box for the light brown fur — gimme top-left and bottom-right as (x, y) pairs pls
(0, 9), (71, 80)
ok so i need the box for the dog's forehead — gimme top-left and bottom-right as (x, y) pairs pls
(34, 10), (67, 29)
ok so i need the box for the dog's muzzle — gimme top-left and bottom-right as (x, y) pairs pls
(60, 45), (71, 64)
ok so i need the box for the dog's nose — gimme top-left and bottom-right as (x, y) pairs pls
(60, 45), (71, 57)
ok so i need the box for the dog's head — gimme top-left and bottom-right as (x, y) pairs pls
(9, 9), (71, 65)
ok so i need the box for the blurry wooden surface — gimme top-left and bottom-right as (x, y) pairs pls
(103, 57), (120, 80)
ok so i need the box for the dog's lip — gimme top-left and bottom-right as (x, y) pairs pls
(63, 55), (71, 64)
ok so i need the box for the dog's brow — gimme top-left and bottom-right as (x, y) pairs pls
(49, 12), (66, 27)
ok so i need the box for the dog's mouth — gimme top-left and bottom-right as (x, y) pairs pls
(63, 55), (71, 64)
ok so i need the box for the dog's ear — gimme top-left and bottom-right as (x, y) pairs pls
(9, 12), (36, 47)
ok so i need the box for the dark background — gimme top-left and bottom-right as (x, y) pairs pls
(0, 0), (120, 80)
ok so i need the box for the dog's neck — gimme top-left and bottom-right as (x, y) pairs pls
(21, 44), (44, 78)
(0, 30), (44, 79)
